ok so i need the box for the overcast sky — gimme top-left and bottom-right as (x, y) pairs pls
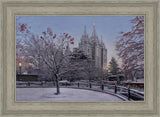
(17, 16), (136, 68)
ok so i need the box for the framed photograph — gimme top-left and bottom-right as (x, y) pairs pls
(0, 0), (159, 117)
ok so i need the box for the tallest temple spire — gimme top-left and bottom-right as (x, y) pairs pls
(92, 22), (97, 37)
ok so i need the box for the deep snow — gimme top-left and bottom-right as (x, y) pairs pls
(16, 88), (123, 101)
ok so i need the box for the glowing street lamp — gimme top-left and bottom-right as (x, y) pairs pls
(19, 62), (22, 75)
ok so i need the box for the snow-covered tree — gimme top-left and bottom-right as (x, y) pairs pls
(83, 59), (98, 81)
(108, 57), (119, 75)
(116, 16), (144, 80)
(16, 17), (31, 74)
(22, 27), (74, 94)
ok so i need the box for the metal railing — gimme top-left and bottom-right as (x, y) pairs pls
(16, 81), (144, 101)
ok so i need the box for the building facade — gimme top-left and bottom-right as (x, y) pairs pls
(78, 23), (107, 70)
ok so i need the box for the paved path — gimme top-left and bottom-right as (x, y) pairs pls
(16, 88), (124, 101)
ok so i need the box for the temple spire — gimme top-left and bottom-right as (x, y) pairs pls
(81, 25), (89, 41)
(84, 25), (87, 36)
(101, 35), (103, 43)
(92, 22), (96, 37)
(93, 22), (95, 26)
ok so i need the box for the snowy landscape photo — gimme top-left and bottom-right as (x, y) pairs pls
(16, 16), (144, 101)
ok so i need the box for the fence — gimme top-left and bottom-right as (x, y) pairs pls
(16, 81), (144, 101)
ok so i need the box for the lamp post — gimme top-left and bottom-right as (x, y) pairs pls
(19, 62), (22, 75)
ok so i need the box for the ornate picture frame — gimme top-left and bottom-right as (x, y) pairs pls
(0, 0), (159, 117)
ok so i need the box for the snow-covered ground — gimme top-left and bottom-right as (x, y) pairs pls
(16, 88), (123, 101)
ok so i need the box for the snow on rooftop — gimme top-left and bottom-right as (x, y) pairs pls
(16, 88), (123, 101)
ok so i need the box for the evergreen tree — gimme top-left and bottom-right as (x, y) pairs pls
(108, 57), (119, 75)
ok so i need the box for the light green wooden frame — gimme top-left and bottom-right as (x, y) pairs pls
(0, 0), (159, 117)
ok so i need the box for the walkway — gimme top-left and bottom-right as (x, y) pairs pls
(16, 88), (124, 101)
